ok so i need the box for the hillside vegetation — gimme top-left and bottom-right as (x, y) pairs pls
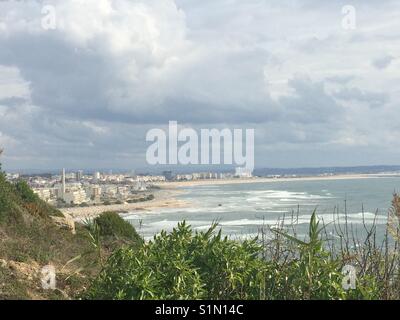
(0, 157), (142, 299)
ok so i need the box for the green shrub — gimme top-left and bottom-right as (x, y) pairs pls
(86, 214), (382, 300)
(85, 222), (267, 300)
(94, 211), (142, 243)
(14, 180), (39, 203)
(0, 176), (34, 224)
(0, 173), (15, 223)
(267, 211), (381, 300)
(0, 175), (63, 223)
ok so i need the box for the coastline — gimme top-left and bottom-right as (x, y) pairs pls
(156, 173), (382, 188)
(62, 173), (386, 221)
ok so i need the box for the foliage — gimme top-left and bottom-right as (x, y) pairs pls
(0, 155), (121, 299)
(14, 180), (39, 203)
(0, 173), (62, 224)
(85, 222), (266, 299)
(87, 213), (384, 300)
(268, 211), (379, 299)
(94, 211), (143, 244)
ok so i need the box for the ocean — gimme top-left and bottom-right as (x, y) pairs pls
(125, 177), (400, 241)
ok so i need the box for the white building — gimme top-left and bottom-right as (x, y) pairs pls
(63, 189), (88, 205)
(175, 174), (193, 181)
(102, 185), (118, 197)
(93, 171), (101, 180)
(76, 170), (83, 181)
(33, 188), (52, 202)
(235, 167), (253, 178)
(117, 186), (128, 195)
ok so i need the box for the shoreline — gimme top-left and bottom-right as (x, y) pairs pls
(156, 173), (384, 188)
(63, 173), (389, 220)
(61, 188), (188, 221)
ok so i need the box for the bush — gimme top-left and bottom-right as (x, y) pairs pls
(1, 175), (62, 223)
(85, 214), (381, 300)
(94, 211), (142, 243)
(85, 222), (267, 300)
(0, 173), (16, 223)
(14, 180), (39, 203)
(265, 211), (382, 300)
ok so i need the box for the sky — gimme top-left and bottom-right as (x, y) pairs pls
(0, 0), (400, 171)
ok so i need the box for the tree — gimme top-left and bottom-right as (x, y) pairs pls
(0, 148), (3, 170)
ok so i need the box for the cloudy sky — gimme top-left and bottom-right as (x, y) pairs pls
(0, 0), (399, 171)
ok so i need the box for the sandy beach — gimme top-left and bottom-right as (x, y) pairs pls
(61, 188), (189, 220)
(61, 173), (384, 221)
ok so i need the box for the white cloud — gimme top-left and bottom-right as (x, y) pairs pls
(0, 0), (400, 169)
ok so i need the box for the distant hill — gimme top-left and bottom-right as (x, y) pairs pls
(254, 165), (400, 177)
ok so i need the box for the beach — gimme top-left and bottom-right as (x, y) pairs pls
(61, 188), (189, 220)
(62, 173), (383, 221)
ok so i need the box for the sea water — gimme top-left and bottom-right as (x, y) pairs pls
(124, 177), (400, 241)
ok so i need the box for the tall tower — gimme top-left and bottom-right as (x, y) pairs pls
(62, 168), (66, 195)
(76, 170), (83, 181)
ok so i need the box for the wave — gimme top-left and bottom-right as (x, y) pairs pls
(245, 190), (334, 201)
